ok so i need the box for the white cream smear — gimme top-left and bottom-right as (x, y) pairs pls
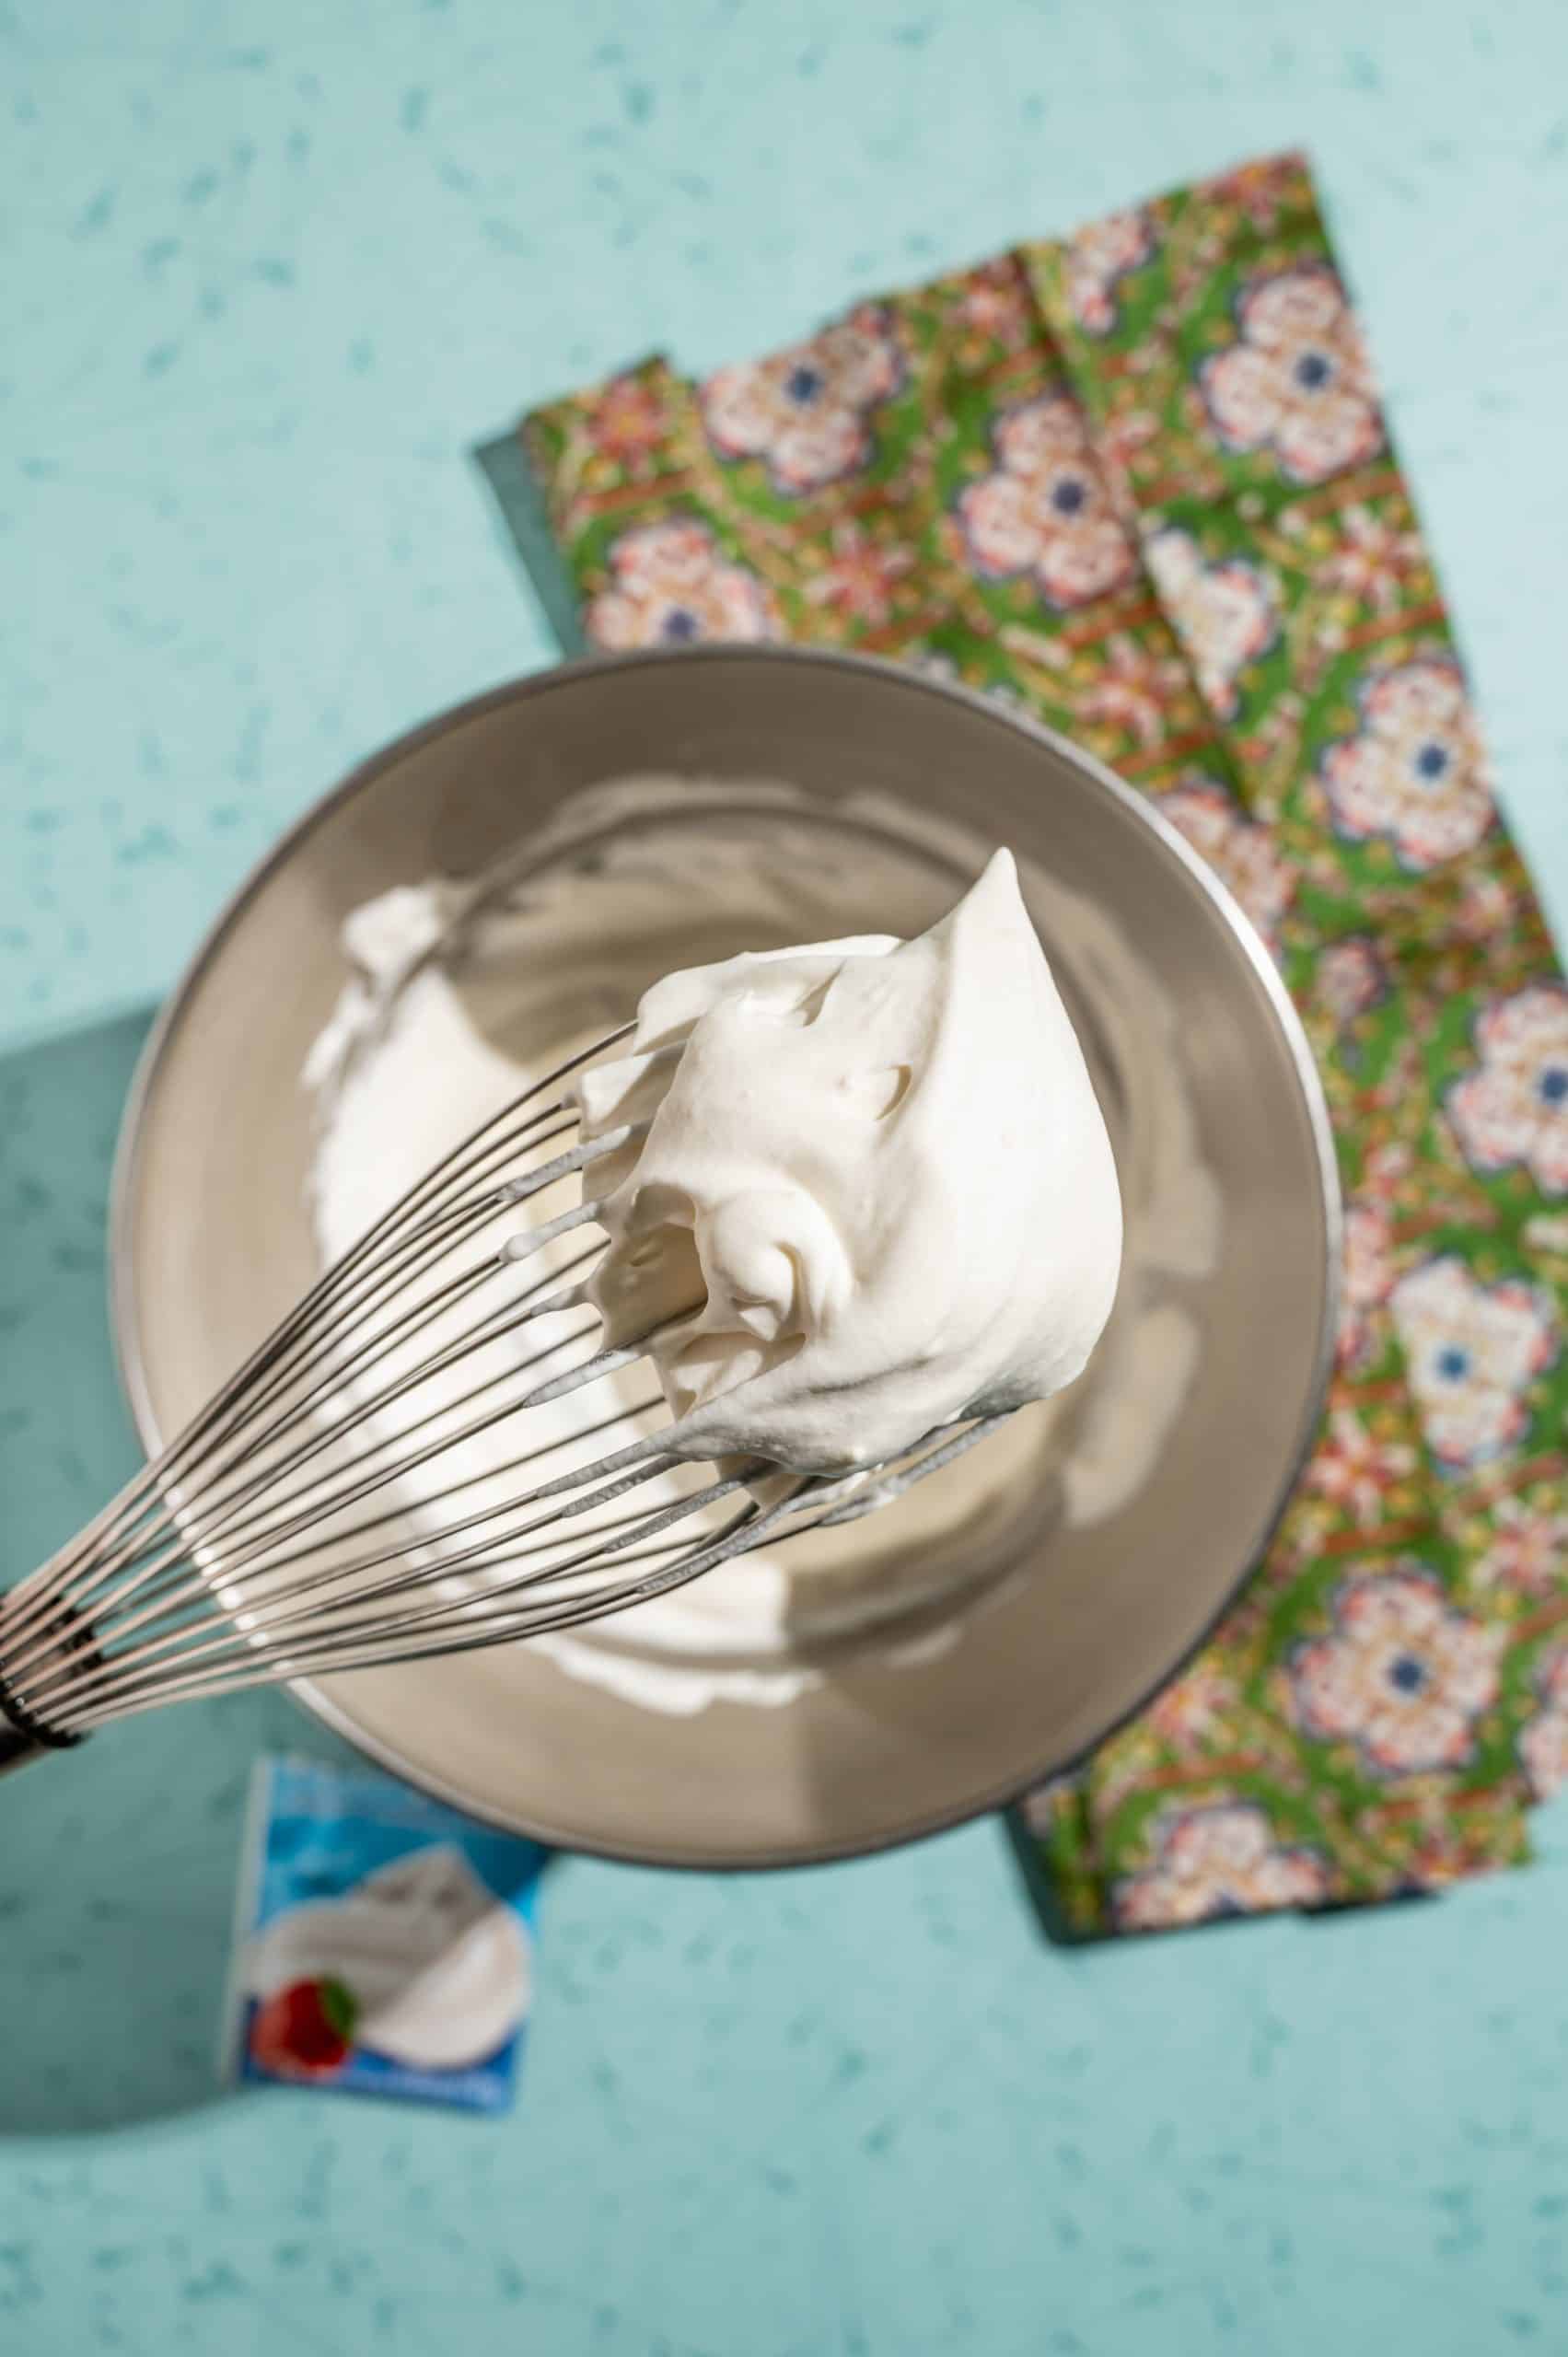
(244, 1845), (528, 2072)
(307, 782), (1219, 1714)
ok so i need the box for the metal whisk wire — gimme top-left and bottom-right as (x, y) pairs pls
(0, 1026), (1006, 1770)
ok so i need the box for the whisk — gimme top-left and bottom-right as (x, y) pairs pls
(0, 1027), (1005, 1777)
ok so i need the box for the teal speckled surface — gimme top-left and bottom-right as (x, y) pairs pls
(4, 4), (1568, 2351)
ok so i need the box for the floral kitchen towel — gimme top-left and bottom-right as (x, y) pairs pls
(478, 150), (1568, 1935)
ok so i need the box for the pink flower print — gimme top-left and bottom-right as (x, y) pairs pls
(1114, 1804), (1330, 1931)
(1291, 1567), (1501, 1775)
(1065, 632), (1185, 749)
(1359, 1142), (1415, 1206)
(1473, 1495), (1568, 1596)
(952, 259), (1036, 354)
(1316, 936), (1388, 1027)
(702, 306), (905, 495)
(1144, 528), (1280, 719)
(586, 518), (781, 650)
(1063, 210), (1155, 336)
(1201, 263), (1385, 486)
(1447, 984), (1568, 1198)
(802, 521), (914, 629)
(1144, 1661), (1232, 1754)
(1320, 503), (1424, 614)
(1319, 656), (1494, 872)
(584, 375), (668, 470)
(1389, 1256), (1557, 1472)
(1303, 1407), (1419, 1527)
(1453, 865), (1518, 944)
(1095, 406), (1159, 506)
(956, 394), (1139, 611)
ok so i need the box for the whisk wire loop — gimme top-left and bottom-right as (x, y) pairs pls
(0, 1022), (1004, 1763)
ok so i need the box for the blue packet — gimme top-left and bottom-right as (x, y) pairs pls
(223, 1755), (548, 2113)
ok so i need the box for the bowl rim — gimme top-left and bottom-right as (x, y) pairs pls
(109, 643), (1342, 1867)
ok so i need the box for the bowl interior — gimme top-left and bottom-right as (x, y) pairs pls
(113, 650), (1336, 1865)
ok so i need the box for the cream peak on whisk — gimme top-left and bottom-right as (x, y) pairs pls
(572, 848), (1123, 1475)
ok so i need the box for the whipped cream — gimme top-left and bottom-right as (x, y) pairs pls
(306, 781), (1216, 1713)
(576, 851), (1122, 1473)
(244, 1843), (529, 2072)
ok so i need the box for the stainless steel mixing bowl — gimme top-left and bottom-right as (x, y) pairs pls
(110, 647), (1338, 1866)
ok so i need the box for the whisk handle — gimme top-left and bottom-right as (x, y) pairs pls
(0, 1596), (89, 1776)
(0, 1713), (63, 1779)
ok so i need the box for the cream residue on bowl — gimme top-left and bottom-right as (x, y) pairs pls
(304, 779), (1220, 1715)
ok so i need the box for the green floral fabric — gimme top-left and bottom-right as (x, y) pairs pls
(482, 150), (1568, 1934)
